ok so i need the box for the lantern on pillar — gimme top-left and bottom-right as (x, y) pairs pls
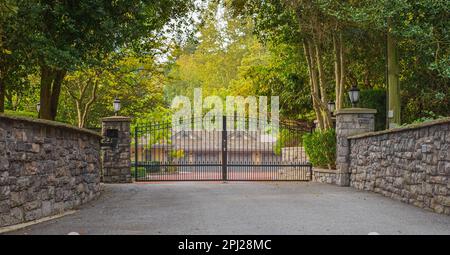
(348, 85), (360, 107)
(113, 98), (121, 116)
(327, 101), (336, 114)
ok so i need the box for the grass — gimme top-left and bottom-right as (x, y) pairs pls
(3, 109), (37, 118)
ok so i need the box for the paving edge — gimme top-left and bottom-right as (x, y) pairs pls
(0, 210), (77, 234)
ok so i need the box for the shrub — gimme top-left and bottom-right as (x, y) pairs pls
(405, 111), (445, 125)
(4, 110), (37, 118)
(273, 128), (304, 155)
(302, 129), (336, 169)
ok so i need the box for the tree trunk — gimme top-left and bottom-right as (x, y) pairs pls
(339, 32), (345, 110)
(0, 78), (5, 113)
(65, 72), (99, 128)
(75, 100), (83, 128)
(333, 31), (346, 111)
(39, 66), (66, 120)
(0, 24), (4, 113)
(333, 33), (341, 110)
(80, 78), (99, 128)
(50, 70), (66, 120)
(39, 66), (54, 120)
(303, 40), (324, 130)
(387, 18), (401, 128)
(312, 36), (332, 129)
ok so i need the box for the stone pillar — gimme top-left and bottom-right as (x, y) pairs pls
(335, 108), (376, 186)
(101, 116), (132, 183)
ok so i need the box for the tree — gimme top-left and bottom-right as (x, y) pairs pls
(7, 0), (193, 120)
(3, 0), (449, 127)
(165, 1), (256, 100)
(0, 0), (18, 112)
(229, 41), (312, 120)
(63, 69), (101, 128)
(59, 53), (167, 128)
(229, 0), (449, 128)
(167, 1), (315, 121)
(229, 0), (336, 129)
(387, 18), (401, 128)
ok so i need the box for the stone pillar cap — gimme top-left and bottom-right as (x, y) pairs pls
(101, 116), (132, 122)
(335, 108), (377, 115)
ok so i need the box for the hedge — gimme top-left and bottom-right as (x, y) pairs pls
(302, 129), (336, 169)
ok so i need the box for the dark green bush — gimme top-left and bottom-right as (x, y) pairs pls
(302, 129), (336, 169)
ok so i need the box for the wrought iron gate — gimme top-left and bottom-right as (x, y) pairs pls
(133, 116), (312, 181)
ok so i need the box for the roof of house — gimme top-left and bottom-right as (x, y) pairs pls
(149, 130), (278, 152)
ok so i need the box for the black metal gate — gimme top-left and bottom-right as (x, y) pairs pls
(133, 116), (312, 181)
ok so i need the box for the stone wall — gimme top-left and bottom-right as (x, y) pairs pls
(0, 114), (102, 227)
(348, 118), (450, 215)
(313, 168), (337, 184)
(101, 116), (132, 183)
(335, 108), (376, 186)
(281, 147), (308, 162)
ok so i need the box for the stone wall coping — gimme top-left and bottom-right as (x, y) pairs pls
(335, 108), (377, 115)
(348, 117), (450, 140)
(313, 168), (337, 174)
(0, 113), (102, 138)
(101, 116), (132, 122)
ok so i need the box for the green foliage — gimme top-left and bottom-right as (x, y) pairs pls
(170, 149), (185, 159)
(1, 0), (449, 128)
(274, 128), (304, 155)
(403, 111), (445, 126)
(131, 164), (160, 178)
(4, 109), (37, 118)
(229, 42), (312, 120)
(339, 0), (450, 124)
(8, 0), (193, 70)
(31, 50), (171, 128)
(1, 0), (194, 119)
(166, 2), (312, 120)
(165, 2), (256, 100)
(360, 89), (387, 131)
(230, 0), (450, 127)
(302, 129), (336, 169)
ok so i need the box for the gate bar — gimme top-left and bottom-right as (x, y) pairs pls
(134, 126), (138, 182)
(222, 115), (227, 181)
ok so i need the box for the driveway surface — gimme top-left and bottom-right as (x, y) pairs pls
(5, 182), (450, 235)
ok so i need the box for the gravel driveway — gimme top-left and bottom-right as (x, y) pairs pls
(5, 182), (450, 235)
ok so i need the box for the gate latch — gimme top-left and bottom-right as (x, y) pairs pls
(101, 129), (119, 148)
